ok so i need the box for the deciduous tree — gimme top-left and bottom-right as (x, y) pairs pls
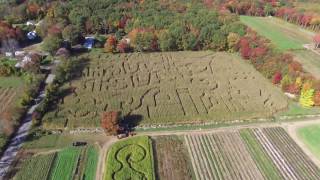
(101, 111), (120, 135)
(104, 35), (117, 53)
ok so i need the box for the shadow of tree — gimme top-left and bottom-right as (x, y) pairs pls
(122, 114), (143, 130)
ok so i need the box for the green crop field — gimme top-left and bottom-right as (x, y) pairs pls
(240, 16), (314, 51)
(105, 136), (155, 180)
(298, 124), (320, 159)
(15, 153), (56, 180)
(42, 51), (287, 129)
(16, 146), (99, 180)
(49, 147), (81, 180)
(82, 146), (99, 180)
(240, 129), (283, 180)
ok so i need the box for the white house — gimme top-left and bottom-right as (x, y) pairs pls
(26, 21), (36, 26)
(5, 52), (13, 57)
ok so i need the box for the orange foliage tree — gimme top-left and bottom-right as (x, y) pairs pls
(104, 35), (117, 53)
(101, 111), (120, 135)
(314, 91), (320, 106)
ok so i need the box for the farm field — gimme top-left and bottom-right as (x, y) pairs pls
(185, 131), (264, 180)
(291, 50), (320, 79)
(298, 124), (320, 160)
(0, 77), (25, 115)
(104, 136), (155, 180)
(240, 16), (314, 51)
(254, 127), (320, 179)
(240, 129), (283, 180)
(15, 153), (56, 180)
(49, 147), (81, 180)
(15, 146), (98, 180)
(182, 127), (320, 180)
(42, 51), (287, 129)
(152, 136), (194, 180)
(0, 77), (25, 150)
(241, 16), (320, 79)
(81, 146), (99, 180)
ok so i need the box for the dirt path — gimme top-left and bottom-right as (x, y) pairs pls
(96, 137), (117, 180)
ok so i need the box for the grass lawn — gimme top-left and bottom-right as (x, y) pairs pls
(0, 76), (24, 88)
(240, 16), (314, 51)
(23, 133), (107, 150)
(291, 50), (320, 79)
(277, 102), (320, 117)
(298, 124), (320, 159)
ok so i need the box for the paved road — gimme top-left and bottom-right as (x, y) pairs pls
(0, 90), (46, 178)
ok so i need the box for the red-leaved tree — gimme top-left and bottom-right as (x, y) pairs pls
(239, 38), (251, 59)
(314, 91), (320, 106)
(314, 34), (320, 48)
(117, 40), (130, 53)
(104, 35), (117, 53)
(101, 111), (120, 135)
(272, 72), (282, 84)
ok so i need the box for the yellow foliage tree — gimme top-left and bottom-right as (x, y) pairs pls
(299, 82), (315, 107)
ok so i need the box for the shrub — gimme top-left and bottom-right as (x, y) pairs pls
(281, 74), (292, 91)
(314, 91), (320, 106)
(272, 72), (282, 84)
(300, 88), (315, 107)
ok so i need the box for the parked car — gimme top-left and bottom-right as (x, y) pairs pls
(117, 133), (128, 139)
(72, 141), (87, 146)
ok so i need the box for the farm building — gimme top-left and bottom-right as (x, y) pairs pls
(27, 31), (37, 40)
(26, 21), (36, 26)
(84, 37), (95, 49)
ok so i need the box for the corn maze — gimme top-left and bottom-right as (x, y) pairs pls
(183, 127), (320, 180)
(43, 51), (287, 128)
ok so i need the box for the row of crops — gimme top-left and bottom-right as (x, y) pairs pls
(184, 132), (264, 180)
(182, 128), (320, 180)
(15, 146), (98, 180)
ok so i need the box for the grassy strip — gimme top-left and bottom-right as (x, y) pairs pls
(16, 153), (56, 180)
(240, 129), (283, 180)
(240, 16), (311, 51)
(298, 124), (320, 160)
(82, 146), (99, 180)
(49, 147), (81, 180)
(0, 77), (24, 88)
(105, 136), (155, 180)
